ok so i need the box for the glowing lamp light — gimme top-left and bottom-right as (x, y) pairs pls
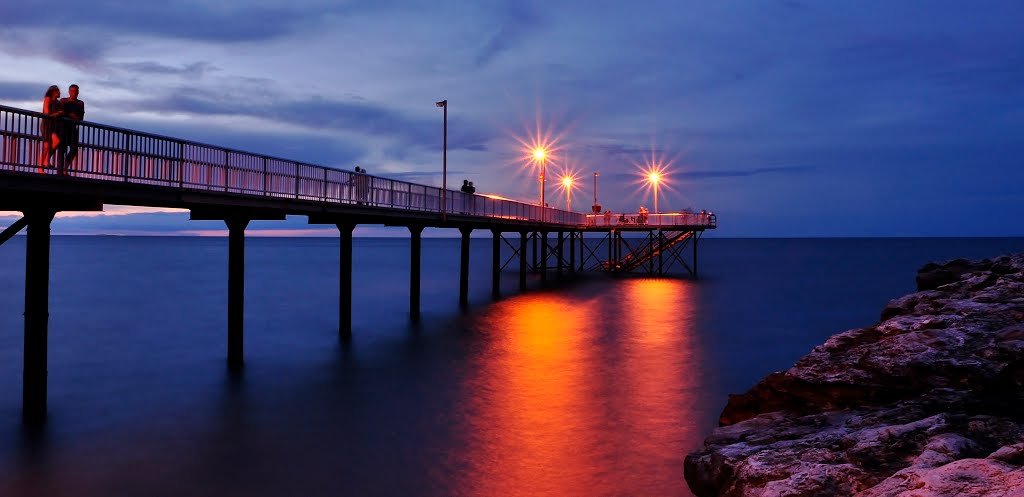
(561, 177), (572, 188)
(533, 148), (547, 161)
(648, 172), (660, 184)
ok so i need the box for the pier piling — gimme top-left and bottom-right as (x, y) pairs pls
(540, 232), (548, 285)
(459, 227), (472, 308)
(519, 231), (528, 291)
(409, 226), (423, 322)
(338, 223), (354, 338)
(569, 231), (576, 274)
(557, 231), (564, 279)
(225, 218), (249, 370)
(22, 209), (55, 423)
(491, 230), (501, 299)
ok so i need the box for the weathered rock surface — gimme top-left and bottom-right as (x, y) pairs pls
(685, 254), (1024, 497)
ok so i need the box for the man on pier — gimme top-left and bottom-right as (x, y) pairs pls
(59, 84), (85, 172)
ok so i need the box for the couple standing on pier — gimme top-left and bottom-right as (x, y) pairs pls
(39, 84), (85, 174)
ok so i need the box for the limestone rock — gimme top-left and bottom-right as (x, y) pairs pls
(686, 254), (1024, 497)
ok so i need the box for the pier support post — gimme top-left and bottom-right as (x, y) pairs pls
(556, 231), (564, 279)
(409, 225), (423, 322)
(580, 232), (585, 272)
(491, 230), (501, 299)
(607, 230), (614, 271)
(693, 232), (699, 279)
(22, 209), (55, 423)
(519, 231), (528, 291)
(531, 232), (538, 273)
(459, 227), (472, 308)
(225, 218), (249, 371)
(648, 231), (656, 275)
(658, 230), (665, 276)
(338, 223), (354, 338)
(610, 230), (618, 268)
(569, 231), (576, 275)
(540, 232), (548, 285)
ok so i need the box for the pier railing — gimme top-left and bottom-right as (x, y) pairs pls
(0, 104), (587, 225)
(586, 212), (716, 228)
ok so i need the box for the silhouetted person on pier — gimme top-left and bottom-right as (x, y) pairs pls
(59, 84), (85, 173)
(354, 167), (370, 204)
(37, 85), (63, 172)
(352, 167), (362, 203)
(460, 180), (476, 213)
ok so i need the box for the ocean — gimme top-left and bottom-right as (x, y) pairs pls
(1, 236), (1023, 496)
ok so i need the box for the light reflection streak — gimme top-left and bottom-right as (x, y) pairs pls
(455, 280), (700, 497)
(459, 294), (600, 497)
(614, 279), (699, 495)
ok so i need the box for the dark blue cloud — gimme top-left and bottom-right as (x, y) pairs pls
(113, 62), (218, 78)
(0, 81), (48, 101)
(108, 118), (370, 170)
(473, 1), (545, 67)
(2, 2), (320, 44)
(100, 90), (494, 155)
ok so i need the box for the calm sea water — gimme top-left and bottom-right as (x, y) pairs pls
(1, 236), (1023, 496)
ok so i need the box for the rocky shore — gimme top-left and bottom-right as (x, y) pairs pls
(685, 254), (1024, 497)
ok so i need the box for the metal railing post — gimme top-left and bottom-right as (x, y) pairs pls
(123, 134), (130, 182)
(178, 141), (185, 189)
(224, 149), (230, 192)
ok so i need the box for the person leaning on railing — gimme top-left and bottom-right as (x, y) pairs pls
(59, 84), (85, 173)
(38, 85), (64, 172)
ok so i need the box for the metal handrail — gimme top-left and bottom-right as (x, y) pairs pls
(585, 212), (716, 228)
(0, 103), (592, 226)
(2, 104), (718, 229)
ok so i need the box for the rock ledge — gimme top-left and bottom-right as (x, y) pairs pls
(685, 254), (1024, 497)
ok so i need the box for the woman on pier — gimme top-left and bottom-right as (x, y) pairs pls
(38, 85), (63, 172)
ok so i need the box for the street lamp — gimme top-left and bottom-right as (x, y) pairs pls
(648, 172), (660, 226)
(561, 176), (573, 211)
(436, 99), (448, 222)
(533, 148), (547, 221)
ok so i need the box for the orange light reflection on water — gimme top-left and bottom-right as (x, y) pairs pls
(456, 279), (700, 497)
(459, 294), (598, 497)
(615, 279), (700, 494)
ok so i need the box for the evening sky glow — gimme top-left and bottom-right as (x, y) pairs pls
(1, 1), (1022, 236)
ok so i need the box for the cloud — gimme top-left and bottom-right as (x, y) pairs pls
(0, 81), (48, 101)
(2, 2), (324, 44)
(102, 90), (495, 155)
(473, 1), (545, 66)
(113, 61), (219, 78)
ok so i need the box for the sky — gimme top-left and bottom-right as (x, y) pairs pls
(1, 0), (1023, 237)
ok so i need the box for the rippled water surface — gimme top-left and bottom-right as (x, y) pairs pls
(1, 236), (1022, 496)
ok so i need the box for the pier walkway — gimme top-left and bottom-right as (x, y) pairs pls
(0, 103), (715, 422)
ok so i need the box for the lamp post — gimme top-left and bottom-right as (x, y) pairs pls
(593, 172), (598, 207)
(435, 99), (447, 222)
(533, 148), (547, 221)
(562, 176), (573, 212)
(648, 172), (660, 226)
